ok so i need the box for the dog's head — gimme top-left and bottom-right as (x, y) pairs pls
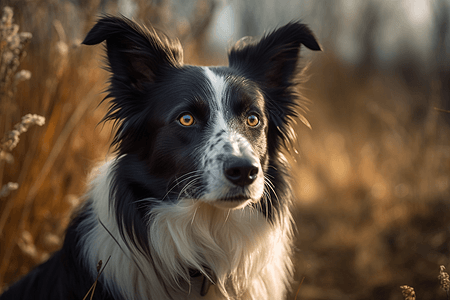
(83, 16), (320, 211)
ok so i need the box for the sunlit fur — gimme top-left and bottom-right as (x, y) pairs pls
(78, 160), (292, 299)
(0, 15), (320, 300)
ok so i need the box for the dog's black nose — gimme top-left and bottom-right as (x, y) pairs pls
(224, 157), (259, 187)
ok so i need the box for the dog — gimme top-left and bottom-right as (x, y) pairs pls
(0, 15), (320, 300)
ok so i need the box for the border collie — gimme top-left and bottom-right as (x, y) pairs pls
(1, 16), (320, 300)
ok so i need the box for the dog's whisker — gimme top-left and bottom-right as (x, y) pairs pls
(133, 197), (156, 204)
(179, 179), (199, 198)
(176, 178), (201, 202)
(163, 173), (202, 196)
(263, 175), (276, 189)
(163, 174), (202, 201)
(264, 176), (280, 203)
(169, 171), (203, 189)
(261, 190), (270, 220)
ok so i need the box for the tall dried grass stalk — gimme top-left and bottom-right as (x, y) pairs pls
(0, 5), (32, 139)
(0, 6), (32, 95)
(0, 5), (33, 182)
(0, 6), (45, 200)
(0, 6), (48, 287)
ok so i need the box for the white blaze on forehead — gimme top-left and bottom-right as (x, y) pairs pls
(202, 67), (228, 131)
(202, 67), (250, 157)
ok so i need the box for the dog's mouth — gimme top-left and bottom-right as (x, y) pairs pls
(208, 193), (253, 210)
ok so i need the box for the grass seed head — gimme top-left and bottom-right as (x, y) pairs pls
(1, 114), (45, 151)
(0, 182), (18, 197)
(14, 69), (31, 82)
(400, 285), (416, 300)
(0, 150), (14, 163)
(439, 265), (450, 292)
(97, 260), (102, 273)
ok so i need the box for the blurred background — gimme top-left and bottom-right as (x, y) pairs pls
(0, 0), (449, 299)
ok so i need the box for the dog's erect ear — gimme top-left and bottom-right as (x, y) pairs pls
(83, 16), (183, 90)
(229, 22), (321, 152)
(83, 16), (184, 152)
(228, 21), (321, 87)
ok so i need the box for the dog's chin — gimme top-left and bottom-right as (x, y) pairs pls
(199, 193), (255, 210)
(210, 198), (253, 210)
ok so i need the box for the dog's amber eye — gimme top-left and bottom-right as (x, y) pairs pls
(179, 114), (195, 126)
(247, 114), (259, 127)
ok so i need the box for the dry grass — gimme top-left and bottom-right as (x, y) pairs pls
(0, 2), (110, 285)
(289, 53), (450, 299)
(0, 1), (449, 300)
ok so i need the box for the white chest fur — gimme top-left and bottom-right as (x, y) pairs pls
(78, 161), (293, 300)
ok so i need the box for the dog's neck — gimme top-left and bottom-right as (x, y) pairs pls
(77, 160), (292, 300)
